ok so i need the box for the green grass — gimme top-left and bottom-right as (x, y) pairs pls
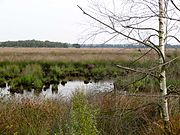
(0, 57), (179, 93)
(70, 91), (99, 135)
(0, 61), (123, 92)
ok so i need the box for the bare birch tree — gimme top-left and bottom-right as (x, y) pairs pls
(78, 0), (180, 132)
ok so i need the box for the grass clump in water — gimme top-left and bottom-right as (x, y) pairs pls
(10, 64), (44, 92)
(0, 64), (20, 80)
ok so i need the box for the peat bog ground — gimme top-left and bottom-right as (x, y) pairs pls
(0, 48), (180, 135)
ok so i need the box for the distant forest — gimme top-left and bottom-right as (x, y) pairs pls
(0, 40), (179, 48)
(81, 44), (180, 48)
(0, 40), (77, 48)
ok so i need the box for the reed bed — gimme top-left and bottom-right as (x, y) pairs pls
(0, 91), (180, 135)
(0, 48), (160, 62)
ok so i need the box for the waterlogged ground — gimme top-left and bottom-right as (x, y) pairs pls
(0, 80), (114, 100)
(0, 48), (180, 135)
(0, 48), (179, 93)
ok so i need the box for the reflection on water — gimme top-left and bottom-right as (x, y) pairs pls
(58, 80), (114, 97)
(0, 81), (114, 100)
(0, 83), (11, 100)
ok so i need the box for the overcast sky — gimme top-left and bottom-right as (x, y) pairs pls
(0, 0), (179, 45)
(0, 0), (88, 43)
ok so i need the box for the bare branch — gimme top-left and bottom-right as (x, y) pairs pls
(77, 5), (165, 62)
(122, 25), (159, 32)
(119, 75), (148, 91)
(149, 56), (180, 71)
(164, 16), (180, 21)
(107, 90), (180, 98)
(166, 35), (180, 43)
(108, 16), (115, 29)
(114, 93), (180, 98)
(112, 15), (157, 23)
(130, 48), (153, 65)
(170, 0), (180, 12)
(116, 64), (159, 79)
(101, 33), (119, 44)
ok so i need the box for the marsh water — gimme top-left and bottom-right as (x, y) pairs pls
(0, 80), (114, 100)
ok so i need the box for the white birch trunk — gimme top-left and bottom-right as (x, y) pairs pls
(159, 0), (170, 124)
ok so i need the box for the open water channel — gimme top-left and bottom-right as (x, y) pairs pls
(0, 80), (114, 100)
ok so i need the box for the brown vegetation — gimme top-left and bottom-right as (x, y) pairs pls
(0, 91), (179, 135)
(0, 47), (162, 62)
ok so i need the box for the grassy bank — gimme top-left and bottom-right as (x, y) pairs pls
(0, 91), (179, 135)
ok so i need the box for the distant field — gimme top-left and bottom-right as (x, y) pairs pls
(0, 47), (168, 62)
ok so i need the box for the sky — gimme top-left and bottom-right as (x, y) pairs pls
(0, 0), (88, 43)
(0, 0), (179, 45)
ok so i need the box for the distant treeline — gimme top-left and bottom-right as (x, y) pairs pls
(0, 40), (179, 48)
(81, 44), (180, 48)
(0, 40), (75, 48)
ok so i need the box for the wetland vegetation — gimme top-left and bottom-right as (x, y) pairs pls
(1, 90), (180, 135)
(0, 48), (179, 93)
(0, 48), (180, 135)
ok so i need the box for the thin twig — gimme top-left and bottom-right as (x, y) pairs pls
(116, 64), (159, 79)
(113, 92), (180, 98)
(170, 0), (180, 12)
(122, 25), (159, 32)
(130, 48), (153, 65)
(149, 56), (180, 71)
(77, 5), (165, 62)
(166, 35), (180, 43)
(119, 75), (148, 91)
